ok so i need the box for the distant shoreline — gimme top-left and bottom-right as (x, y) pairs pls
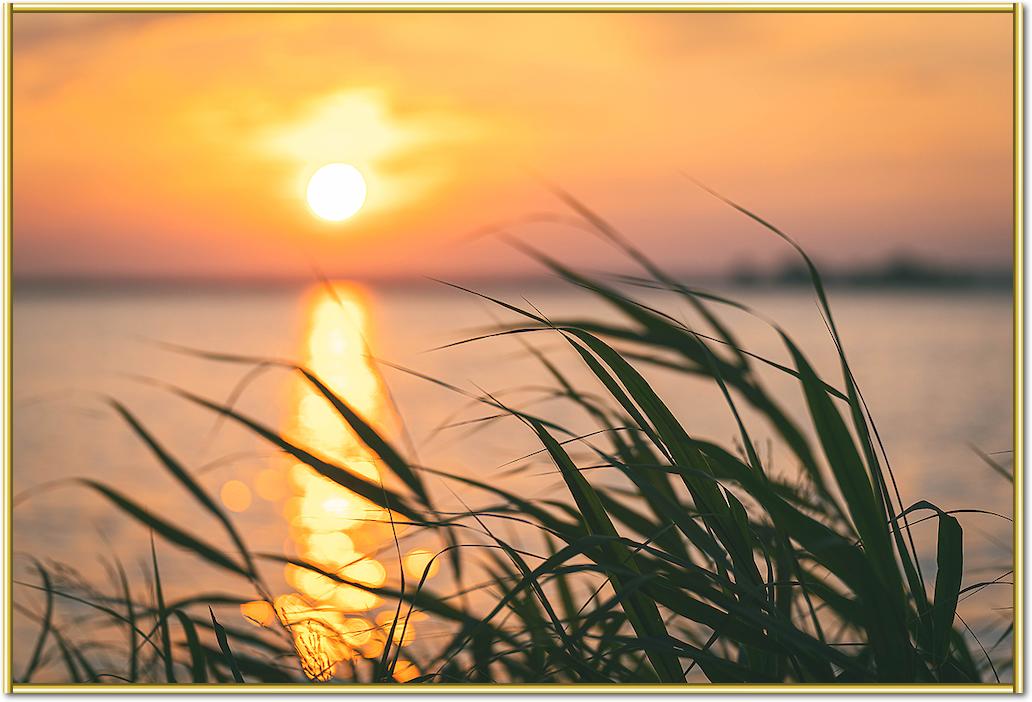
(14, 252), (1015, 296)
(12, 271), (1014, 297)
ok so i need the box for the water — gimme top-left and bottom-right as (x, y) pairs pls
(11, 282), (1015, 679)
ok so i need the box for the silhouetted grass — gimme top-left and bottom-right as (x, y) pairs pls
(12, 191), (1013, 685)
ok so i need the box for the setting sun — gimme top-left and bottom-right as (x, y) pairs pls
(306, 163), (367, 222)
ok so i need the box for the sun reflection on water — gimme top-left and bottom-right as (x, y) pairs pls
(242, 283), (427, 682)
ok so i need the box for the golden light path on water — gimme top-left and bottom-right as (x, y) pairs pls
(239, 284), (432, 682)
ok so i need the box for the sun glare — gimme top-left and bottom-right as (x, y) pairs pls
(306, 163), (367, 222)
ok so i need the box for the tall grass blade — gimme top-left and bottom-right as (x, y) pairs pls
(166, 386), (425, 521)
(77, 479), (250, 578)
(300, 369), (430, 506)
(19, 562), (54, 683)
(149, 534), (176, 683)
(208, 607), (244, 683)
(111, 400), (259, 583)
(172, 610), (209, 683)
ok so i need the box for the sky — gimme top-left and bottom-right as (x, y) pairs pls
(13, 10), (1016, 282)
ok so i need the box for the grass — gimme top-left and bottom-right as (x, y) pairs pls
(11, 190), (1014, 685)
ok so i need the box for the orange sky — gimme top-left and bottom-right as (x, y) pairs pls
(13, 10), (1015, 281)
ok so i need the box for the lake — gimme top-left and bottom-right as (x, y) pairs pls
(11, 281), (1015, 679)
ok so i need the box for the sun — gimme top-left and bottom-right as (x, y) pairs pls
(306, 163), (367, 222)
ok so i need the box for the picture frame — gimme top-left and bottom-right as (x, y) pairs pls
(3, 2), (1023, 692)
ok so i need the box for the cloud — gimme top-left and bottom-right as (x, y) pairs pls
(14, 12), (173, 50)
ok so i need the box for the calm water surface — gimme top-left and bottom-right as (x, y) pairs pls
(12, 283), (1015, 678)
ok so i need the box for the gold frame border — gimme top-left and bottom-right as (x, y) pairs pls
(1, 1), (1023, 694)
(5, 2), (1023, 10)
(2, 683), (1024, 693)
(4, 0), (11, 696)
(1014, 3), (1024, 697)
